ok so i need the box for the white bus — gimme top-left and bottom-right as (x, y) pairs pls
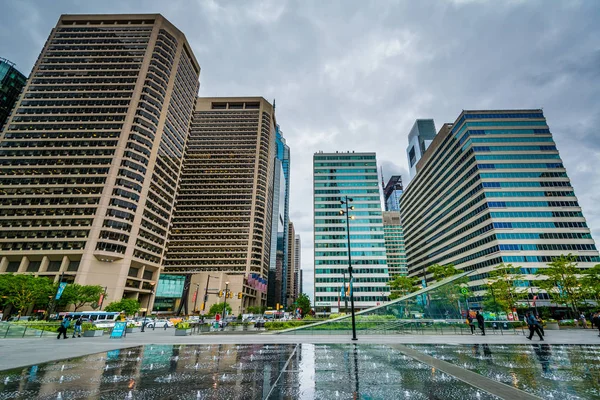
(62, 311), (121, 328)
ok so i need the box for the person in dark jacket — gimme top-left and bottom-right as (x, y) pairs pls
(476, 311), (485, 336)
(72, 317), (82, 338)
(526, 311), (544, 341)
(467, 313), (476, 335)
(592, 312), (600, 337)
(57, 317), (70, 340)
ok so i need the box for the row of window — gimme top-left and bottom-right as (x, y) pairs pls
(473, 145), (556, 152)
(502, 255), (600, 263)
(495, 232), (592, 240)
(488, 201), (579, 208)
(314, 162), (376, 167)
(482, 181), (571, 188)
(314, 168), (378, 174)
(490, 211), (582, 218)
(485, 191), (574, 198)
(499, 243), (596, 251)
(477, 163), (563, 169)
(493, 221), (588, 229)
(479, 172), (568, 178)
(314, 182), (379, 187)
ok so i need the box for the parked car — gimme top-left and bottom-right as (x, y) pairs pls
(145, 319), (174, 328)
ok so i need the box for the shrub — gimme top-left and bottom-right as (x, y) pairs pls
(82, 323), (102, 331)
(175, 322), (190, 329)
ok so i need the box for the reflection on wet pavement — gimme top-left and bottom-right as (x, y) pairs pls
(1, 343), (596, 399)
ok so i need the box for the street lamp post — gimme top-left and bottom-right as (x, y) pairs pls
(222, 281), (230, 329)
(192, 283), (200, 315)
(340, 196), (357, 341)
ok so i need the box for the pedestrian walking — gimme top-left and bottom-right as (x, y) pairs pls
(57, 317), (70, 340)
(535, 314), (545, 337)
(580, 312), (588, 329)
(476, 311), (485, 336)
(526, 311), (544, 341)
(467, 313), (476, 335)
(592, 312), (600, 337)
(72, 317), (82, 338)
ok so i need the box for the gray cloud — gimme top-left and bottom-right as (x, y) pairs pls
(2, 0), (599, 302)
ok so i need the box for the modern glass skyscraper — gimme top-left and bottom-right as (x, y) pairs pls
(383, 175), (403, 212)
(406, 119), (436, 179)
(401, 110), (600, 307)
(0, 58), (26, 131)
(294, 234), (301, 298)
(313, 151), (390, 311)
(382, 211), (408, 277)
(0, 14), (200, 309)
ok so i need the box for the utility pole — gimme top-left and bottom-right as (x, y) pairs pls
(222, 281), (230, 330)
(340, 196), (357, 341)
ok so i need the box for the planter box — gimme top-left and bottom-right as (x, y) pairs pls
(126, 327), (137, 333)
(83, 330), (104, 337)
(545, 322), (560, 330)
(175, 328), (192, 336)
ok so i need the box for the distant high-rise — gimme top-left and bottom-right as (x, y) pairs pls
(313, 151), (390, 311)
(382, 211), (407, 277)
(401, 110), (600, 307)
(407, 119), (436, 178)
(0, 58), (26, 131)
(286, 221), (296, 307)
(294, 234), (301, 298)
(164, 97), (276, 312)
(0, 14), (200, 310)
(383, 175), (404, 212)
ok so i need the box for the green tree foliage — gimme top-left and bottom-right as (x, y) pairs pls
(426, 264), (468, 317)
(483, 263), (527, 313)
(208, 302), (232, 316)
(0, 274), (54, 315)
(581, 264), (600, 302)
(389, 276), (420, 300)
(296, 293), (311, 317)
(427, 264), (461, 282)
(246, 305), (266, 315)
(536, 254), (583, 316)
(56, 284), (104, 312)
(104, 298), (141, 315)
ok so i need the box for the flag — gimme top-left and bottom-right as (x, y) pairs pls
(55, 282), (67, 300)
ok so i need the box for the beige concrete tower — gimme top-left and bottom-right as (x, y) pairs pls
(164, 97), (276, 313)
(0, 14), (200, 309)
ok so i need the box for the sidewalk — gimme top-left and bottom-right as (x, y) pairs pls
(0, 328), (597, 371)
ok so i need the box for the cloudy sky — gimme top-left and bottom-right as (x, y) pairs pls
(2, 0), (599, 301)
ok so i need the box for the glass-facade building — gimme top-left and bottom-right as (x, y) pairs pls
(383, 175), (403, 212)
(0, 58), (27, 131)
(382, 211), (408, 277)
(406, 119), (436, 179)
(313, 152), (390, 311)
(401, 110), (600, 306)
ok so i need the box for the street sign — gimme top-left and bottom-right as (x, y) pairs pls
(55, 282), (67, 300)
(110, 322), (127, 339)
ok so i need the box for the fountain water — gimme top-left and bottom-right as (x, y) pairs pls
(59, 376), (64, 384)
(56, 392), (62, 399)
(126, 390), (133, 399)
(60, 365), (65, 371)
(4, 377), (9, 385)
(196, 390), (201, 399)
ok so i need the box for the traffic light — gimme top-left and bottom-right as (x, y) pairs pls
(238, 292), (243, 299)
(218, 290), (223, 298)
(228, 291), (233, 299)
(276, 303), (280, 311)
(201, 303), (205, 311)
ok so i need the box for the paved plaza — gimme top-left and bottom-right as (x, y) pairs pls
(1, 329), (599, 399)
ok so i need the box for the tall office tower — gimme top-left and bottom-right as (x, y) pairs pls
(164, 97), (276, 313)
(286, 221), (296, 307)
(401, 110), (599, 306)
(0, 14), (200, 309)
(0, 58), (27, 131)
(267, 158), (286, 308)
(313, 151), (390, 311)
(407, 119), (436, 179)
(382, 211), (408, 277)
(294, 234), (301, 297)
(383, 175), (404, 212)
(267, 125), (291, 308)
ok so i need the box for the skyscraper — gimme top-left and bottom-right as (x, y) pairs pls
(383, 175), (403, 212)
(401, 110), (600, 306)
(0, 14), (200, 309)
(267, 125), (291, 308)
(313, 151), (390, 311)
(294, 234), (301, 298)
(164, 97), (276, 312)
(406, 119), (436, 178)
(0, 58), (26, 131)
(286, 221), (296, 307)
(382, 211), (408, 277)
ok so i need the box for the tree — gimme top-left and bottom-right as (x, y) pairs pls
(581, 264), (600, 303)
(425, 264), (468, 317)
(57, 284), (104, 312)
(246, 305), (266, 315)
(389, 276), (419, 300)
(0, 274), (54, 315)
(208, 302), (232, 316)
(483, 264), (527, 314)
(296, 293), (311, 317)
(536, 254), (583, 317)
(104, 298), (140, 315)
(427, 264), (461, 282)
